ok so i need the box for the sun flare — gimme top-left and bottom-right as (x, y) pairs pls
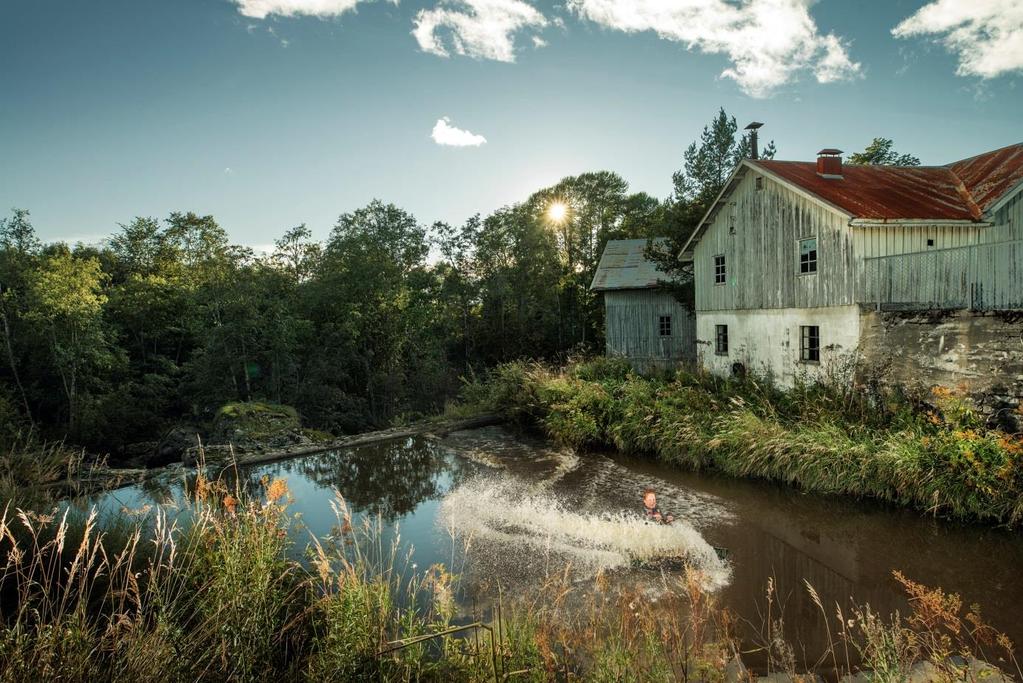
(547, 201), (568, 223)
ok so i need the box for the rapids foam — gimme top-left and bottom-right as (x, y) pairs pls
(440, 480), (731, 591)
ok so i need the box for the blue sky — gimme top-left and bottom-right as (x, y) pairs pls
(1, 0), (1021, 248)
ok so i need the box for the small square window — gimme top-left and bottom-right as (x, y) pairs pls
(927, 238), (935, 247)
(800, 325), (820, 363)
(658, 315), (672, 337)
(713, 254), (726, 285)
(715, 324), (729, 355)
(799, 237), (818, 274)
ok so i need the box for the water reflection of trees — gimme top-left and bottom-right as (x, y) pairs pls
(108, 436), (481, 524)
(278, 437), (468, 522)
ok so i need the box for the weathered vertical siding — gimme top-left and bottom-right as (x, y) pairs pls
(861, 240), (1023, 310)
(694, 172), (856, 312)
(852, 224), (986, 257)
(605, 290), (695, 371)
(983, 189), (1023, 243)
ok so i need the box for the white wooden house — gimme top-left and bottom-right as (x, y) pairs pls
(590, 239), (695, 372)
(679, 142), (1023, 390)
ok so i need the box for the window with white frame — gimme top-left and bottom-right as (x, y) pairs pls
(713, 254), (726, 285)
(800, 325), (820, 363)
(799, 237), (818, 274)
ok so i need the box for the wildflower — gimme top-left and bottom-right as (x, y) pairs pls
(223, 494), (237, 514)
(265, 478), (289, 504)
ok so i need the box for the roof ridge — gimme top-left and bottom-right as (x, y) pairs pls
(945, 141), (1023, 168)
(947, 165), (983, 221)
(758, 159), (954, 171)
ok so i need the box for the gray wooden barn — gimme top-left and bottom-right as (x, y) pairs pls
(590, 239), (695, 371)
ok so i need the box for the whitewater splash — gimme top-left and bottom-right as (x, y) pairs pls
(439, 480), (731, 591)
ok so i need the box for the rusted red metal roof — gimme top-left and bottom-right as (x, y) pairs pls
(753, 161), (979, 221)
(948, 143), (1023, 212)
(751, 142), (1023, 222)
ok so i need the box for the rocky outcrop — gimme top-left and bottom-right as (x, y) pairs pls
(208, 402), (317, 454)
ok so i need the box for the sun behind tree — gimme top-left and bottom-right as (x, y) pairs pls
(547, 201), (568, 223)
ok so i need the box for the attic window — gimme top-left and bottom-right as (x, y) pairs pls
(755, 176), (763, 191)
(658, 315), (672, 337)
(713, 254), (726, 285)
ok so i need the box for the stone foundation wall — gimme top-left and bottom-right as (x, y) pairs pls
(858, 309), (1023, 427)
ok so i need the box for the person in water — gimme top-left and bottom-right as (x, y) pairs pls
(642, 488), (674, 524)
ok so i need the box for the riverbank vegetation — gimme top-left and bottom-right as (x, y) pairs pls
(1, 475), (1017, 682)
(464, 358), (1023, 525)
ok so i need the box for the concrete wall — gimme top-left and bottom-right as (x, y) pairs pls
(604, 289), (695, 372)
(696, 305), (861, 387)
(858, 310), (1023, 421)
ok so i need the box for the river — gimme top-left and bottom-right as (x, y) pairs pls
(82, 425), (1023, 667)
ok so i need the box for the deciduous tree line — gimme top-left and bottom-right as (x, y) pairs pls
(0, 108), (914, 454)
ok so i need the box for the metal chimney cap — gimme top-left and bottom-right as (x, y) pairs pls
(817, 148), (843, 155)
(745, 121), (764, 130)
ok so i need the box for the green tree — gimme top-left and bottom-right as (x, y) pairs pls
(304, 200), (433, 428)
(654, 108), (777, 292)
(0, 208), (42, 255)
(0, 209), (41, 424)
(848, 138), (921, 166)
(671, 108), (776, 206)
(108, 216), (172, 279)
(271, 224), (321, 284)
(27, 251), (114, 434)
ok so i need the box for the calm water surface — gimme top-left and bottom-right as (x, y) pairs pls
(84, 426), (1023, 665)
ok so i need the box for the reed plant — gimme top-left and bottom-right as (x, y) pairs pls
(0, 466), (1020, 681)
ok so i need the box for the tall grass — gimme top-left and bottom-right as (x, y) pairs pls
(0, 470), (1019, 681)
(0, 471), (523, 682)
(0, 432), (81, 511)
(465, 358), (1023, 525)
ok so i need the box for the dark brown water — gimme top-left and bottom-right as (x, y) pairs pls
(614, 453), (1023, 658)
(90, 426), (1023, 666)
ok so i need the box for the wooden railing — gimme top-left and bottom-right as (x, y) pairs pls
(861, 240), (1023, 311)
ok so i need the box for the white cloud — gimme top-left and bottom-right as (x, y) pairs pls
(413, 0), (548, 63)
(565, 0), (861, 98)
(231, 0), (376, 19)
(892, 0), (1023, 79)
(431, 117), (488, 146)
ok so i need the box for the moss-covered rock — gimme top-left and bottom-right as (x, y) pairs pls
(210, 402), (317, 452)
